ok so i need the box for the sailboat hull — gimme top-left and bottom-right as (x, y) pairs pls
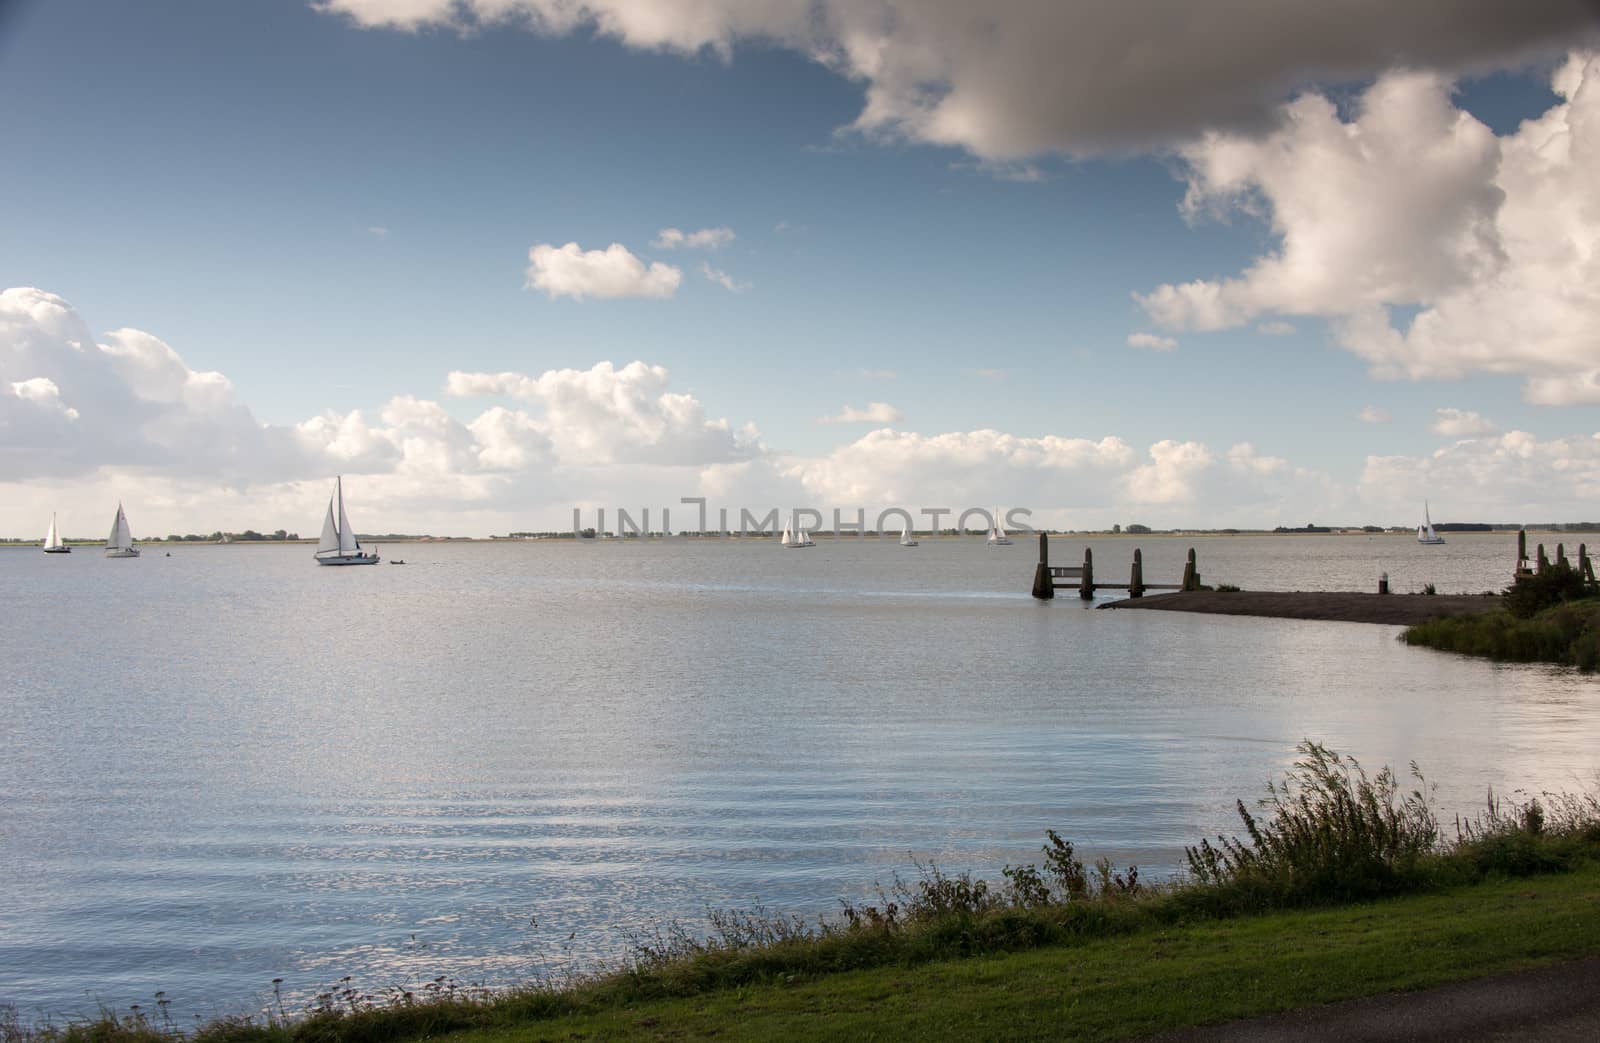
(316, 552), (379, 565)
(43, 546), (71, 554)
(105, 548), (140, 558)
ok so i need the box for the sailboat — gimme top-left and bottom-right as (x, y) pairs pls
(899, 524), (918, 547)
(781, 515), (813, 548)
(105, 503), (140, 558)
(1417, 502), (1445, 545)
(986, 508), (1013, 546)
(315, 476), (380, 565)
(42, 513), (71, 553)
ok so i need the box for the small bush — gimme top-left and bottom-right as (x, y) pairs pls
(1504, 563), (1593, 618)
(1183, 741), (1438, 908)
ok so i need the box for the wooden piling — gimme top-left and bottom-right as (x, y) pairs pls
(1557, 543), (1569, 569)
(1129, 548), (1145, 598)
(1538, 544), (1550, 573)
(1581, 544), (1596, 587)
(1031, 532), (1055, 599)
(1079, 547), (1095, 600)
(1181, 548), (1199, 592)
(1518, 529), (1529, 571)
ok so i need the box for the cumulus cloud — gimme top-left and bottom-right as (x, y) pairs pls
(1432, 407), (1498, 437)
(1139, 52), (1600, 405)
(700, 262), (750, 292)
(653, 226), (735, 249)
(445, 360), (746, 465)
(817, 402), (904, 425)
(1358, 405), (1391, 424)
(1360, 430), (1600, 520)
(1126, 332), (1178, 351)
(314, 1), (1596, 158)
(526, 242), (681, 300)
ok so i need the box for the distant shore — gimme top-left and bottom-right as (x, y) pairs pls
(1101, 590), (1502, 625)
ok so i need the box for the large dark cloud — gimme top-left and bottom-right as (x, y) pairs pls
(317, 0), (1600, 156)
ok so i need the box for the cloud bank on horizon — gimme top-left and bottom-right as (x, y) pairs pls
(5, 286), (1598, 536)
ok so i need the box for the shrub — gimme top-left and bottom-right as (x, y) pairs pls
(1504, 563), (1592, 618)
(1183, 741), (1438, 907)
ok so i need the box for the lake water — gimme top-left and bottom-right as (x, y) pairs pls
(2, 533), (1597, 1020)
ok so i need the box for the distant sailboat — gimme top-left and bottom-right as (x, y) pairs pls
(42, 513), (71, 554)
(105, 503), (140, 558)
(781, 515), (813, 548)
(1417, 502), (1445, 545)
(315, 476), (380, 565)
(986, 507), (1013, 546)
(899, 524), (918, 547)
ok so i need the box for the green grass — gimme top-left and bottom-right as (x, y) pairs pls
(452, 867), (1600, 1041)
(1404, 596), (1600, 670)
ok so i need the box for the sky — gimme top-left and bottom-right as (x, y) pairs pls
(2, 0), (1599, 537)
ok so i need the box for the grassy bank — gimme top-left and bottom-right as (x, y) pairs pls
(1403, 596), (1600, 670)
(12, 744), (1600, 1043)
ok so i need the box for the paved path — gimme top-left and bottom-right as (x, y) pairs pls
(1142, 957), (1600, 1041)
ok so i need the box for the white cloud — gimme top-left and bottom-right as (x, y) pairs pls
(1432, 407), (1498, 437)
(7, 287), (1599, 537)
(1358, 405), (1391, 424)
(1360, 431), (1600, 520)
(653, 226), (735, 250)
(526, 241), (681, 300)
(366, 225), (389, 238)
(10, 377), (79, 421)
(1257, 321), (1296, 336)
(1139, 53), (1600, 406)
(817, 402), (904, 425)
(313, 1), (1595, 159)
(1126, 332), (1178, 352)
(700, 262), (750, 292)
(445, 360), (746, 466)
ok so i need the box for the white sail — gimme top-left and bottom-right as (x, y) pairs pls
(780, 525), (793, 546)
(106, 503), (138, 556)
(317, 501), (340, 554)
(109, 505), (132, 549)
(45, 514), (60, 549)
(335, 477), (360, 554)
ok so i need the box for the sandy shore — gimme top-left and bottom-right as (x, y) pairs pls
(1099, 590), (1501, 625)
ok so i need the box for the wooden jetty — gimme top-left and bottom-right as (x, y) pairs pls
(1519, 529), (1597, 586)
(1031, 533), (1201, 600)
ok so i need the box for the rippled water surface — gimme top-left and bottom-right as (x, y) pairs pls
(2, 533), (1596, 1017)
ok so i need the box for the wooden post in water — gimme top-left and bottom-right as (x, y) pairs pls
(1557, 543), (1569, 569)
(1518, 529), (1529, 575)
(1079, 547), (1095, 600)
(1129, 548), (1145, 598)
(1181, 548), (1199, 592)
(1538, 544), (1550, 573)
(1032, 532), (1055, 600)
(1580, 544), (1596, 587)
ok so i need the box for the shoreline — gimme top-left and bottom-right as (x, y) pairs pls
(1100, 590), (1502, 625)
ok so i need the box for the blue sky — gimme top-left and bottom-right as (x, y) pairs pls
(2, 1), (1598, 534)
